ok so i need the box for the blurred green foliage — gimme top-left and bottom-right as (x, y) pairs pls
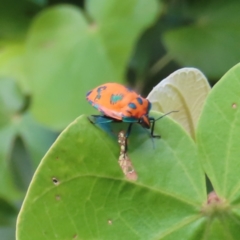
(0, 0), (240, 239)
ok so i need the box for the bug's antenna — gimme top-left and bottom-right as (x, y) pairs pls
(154, 110), (179, 122)
(149, 110), (179, 141)
(143, 111), (179, 150)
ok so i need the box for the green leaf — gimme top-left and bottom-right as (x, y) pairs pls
(86, 0), (159, 74)
(17, 113), (206, 239)
(201, 217), (240, 240)
(197, 62), (240, 238)
(163, 1), (240, 78)
(147, 68), (211, 139)
(25, 1), (159, 130)
(197, 63), (240, 202)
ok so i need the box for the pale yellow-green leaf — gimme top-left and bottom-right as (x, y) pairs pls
(147, 68), (211, 138)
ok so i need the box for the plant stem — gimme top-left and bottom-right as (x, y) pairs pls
(149, 53), (173, 77)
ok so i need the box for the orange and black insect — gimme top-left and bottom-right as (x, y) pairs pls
(86, 83), (175, 152)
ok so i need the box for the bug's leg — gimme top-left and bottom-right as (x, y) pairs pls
(88, 115), (113, 124)
(149, 117), (161, 138)
(88, 115), (101, 124)
(124, 123), (133, 153)
(91, 115), (104, 117)
(149, 111), (178, 137)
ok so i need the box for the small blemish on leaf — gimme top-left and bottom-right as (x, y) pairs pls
(52, 177), (59, 185)
(41, 41), (55, 49)
(89, 23), (98, 32)
(108, 220), (112, 225)
(55, 195), (61, 201)
(232, 103), (237, 108)
(73, 234), (78, 239)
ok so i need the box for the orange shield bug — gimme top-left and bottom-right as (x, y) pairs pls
(86, 83), (176, 152)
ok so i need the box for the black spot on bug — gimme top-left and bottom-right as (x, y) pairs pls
(126, 110), (132, 115)
(86, 90), (92, 97)
(147, 101), (152, 112)
(128, 102), (137, 109)
(125, 86), (133, 92)
(94, 86), (107, 101)
(52, 177), (59, 185)
(136, 97), (143, 105)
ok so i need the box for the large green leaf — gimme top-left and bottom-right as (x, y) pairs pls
(17, 113), (206, 239)
(163, 1), (240, 78)
(25, 1), (159, 130)
(197, 63), (240, 238)
(197, 63), (240, 202)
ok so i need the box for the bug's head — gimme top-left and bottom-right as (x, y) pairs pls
(139, 115), (150, 129)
